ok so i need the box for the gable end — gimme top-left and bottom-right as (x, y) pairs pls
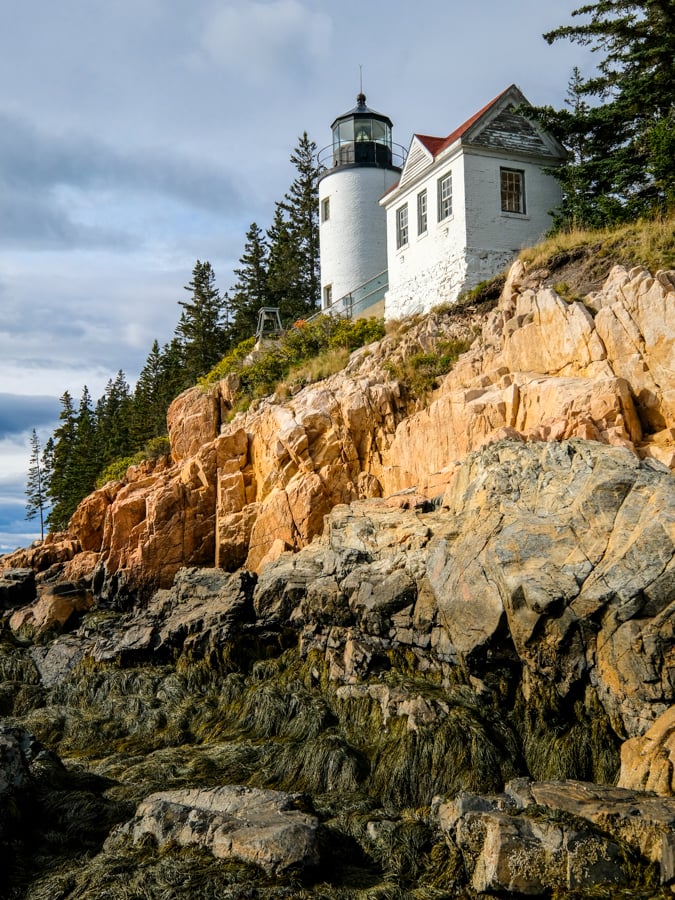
(399, 140), (434, 187)
(469, 105), (559, 158)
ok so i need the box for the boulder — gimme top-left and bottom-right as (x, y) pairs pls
(108, 785), (319, 874)
(9, 580), (93, 638)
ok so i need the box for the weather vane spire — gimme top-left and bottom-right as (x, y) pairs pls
(357, 64), (366, 106)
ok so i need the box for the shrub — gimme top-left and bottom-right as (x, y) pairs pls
(200, 316), (385, 414)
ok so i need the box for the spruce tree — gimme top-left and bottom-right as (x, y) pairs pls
(175, 260), (228, 382)
(25, 429), (48, 540)
(95, 371), (132, 466)
(46, 391), (78, 531)
(228, 222), (270, 346)
(530, 0), (675, 226)
(276, 132), (321, 319)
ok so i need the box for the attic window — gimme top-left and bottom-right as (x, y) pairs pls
(500, 167), (525, 214)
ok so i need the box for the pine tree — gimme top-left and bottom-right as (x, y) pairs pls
(228, 223), (270, 346)
(276, 132), (321, 319)
(25, 429), (48, 540)
(46, 391), (78, 531)
(531, 0), (675, 226)
(95, 371), (133, 466)
(70, 386), (100, 505)
(175, 260), (228, 382)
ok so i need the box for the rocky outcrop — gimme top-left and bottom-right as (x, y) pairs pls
(3, 433), (675, 894)
(107, 785), (319, 874)
(384, 264), (675, 493)
(439, 778), (675, 893)
(5, 263), (672, 595)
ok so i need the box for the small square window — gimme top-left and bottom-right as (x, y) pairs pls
(437, 172), (452, 221)
(396, 204), (409, 249)
(321, 197), (330, 222)
(500, 168), (525, 214)
(323, 284), (332, 307)
(417, 190), (427, 235)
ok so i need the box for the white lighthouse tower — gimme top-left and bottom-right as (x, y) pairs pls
(318, 93), (404, 317)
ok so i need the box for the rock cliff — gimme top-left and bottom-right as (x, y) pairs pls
(2, 258), (675, 897)
(6, 262), (674, 597)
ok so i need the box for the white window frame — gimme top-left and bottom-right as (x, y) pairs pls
(323, 284), (332, 307)
(321, 197), (330, 222)
(437, 172), (452, 222)
(396, 203), (409, 249)
(417, 189), (427, 236)
(500, 167), (526, 214)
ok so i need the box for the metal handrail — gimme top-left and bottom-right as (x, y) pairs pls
(317, 141), (407, 171)
(307, 270), (388, 323)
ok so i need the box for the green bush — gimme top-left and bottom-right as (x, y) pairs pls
(95, 435), (171, 488)
(199, 316), (385, 413)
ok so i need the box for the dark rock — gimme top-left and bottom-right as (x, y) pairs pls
(0, 568), (36, 610)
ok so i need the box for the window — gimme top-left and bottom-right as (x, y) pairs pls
(323, 284), (332, 307)
(417, 189), (427, 235)
(321, 197), (330, 222)
(437, 172), (452, 221)
(501, 168), (525, 214)
(396, 204), (409, 249)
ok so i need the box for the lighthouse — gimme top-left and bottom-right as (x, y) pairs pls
(318, 93), (404, 317)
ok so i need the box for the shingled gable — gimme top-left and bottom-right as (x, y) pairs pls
(396, 84), (564, 191)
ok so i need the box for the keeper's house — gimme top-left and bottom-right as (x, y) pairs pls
(380, 85), (567, 319)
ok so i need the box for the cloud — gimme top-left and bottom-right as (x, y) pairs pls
(200, 0), (332, 81)
(0, 395), (60, 439)
(0, 110), (244, 250)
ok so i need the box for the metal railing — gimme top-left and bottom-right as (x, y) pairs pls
(309, 270), (388, 322)
(317, 141), (407, 171)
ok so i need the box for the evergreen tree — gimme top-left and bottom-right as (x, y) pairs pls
(70, 386), (100, 506)
(95, 371), (133, 466)
(228, 222), (270, 346)
(175, 260), (228, 382)
(25, 429), (48, 540)
(46, 391), (78, 531)
(266, 204), (299, 321)
(530, 0), (675, 227)
(275, 132), (321, 319)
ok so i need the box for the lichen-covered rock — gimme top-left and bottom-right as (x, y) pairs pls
(108, 785), (319, 874)
(92, 567), (255, 664)
(438, 778), (675, 891)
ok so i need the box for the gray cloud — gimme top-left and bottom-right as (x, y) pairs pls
(0, 395), (61, 439)
(0, 110), (244, 250)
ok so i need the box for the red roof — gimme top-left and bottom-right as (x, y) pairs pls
(413, 85), (513, 160)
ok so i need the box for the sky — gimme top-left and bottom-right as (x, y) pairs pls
(0, 0), (594, 554)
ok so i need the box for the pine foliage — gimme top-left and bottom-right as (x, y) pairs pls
(528, 0), (675, 228)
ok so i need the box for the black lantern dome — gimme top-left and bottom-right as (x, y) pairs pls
(330, 93), (394, 167)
